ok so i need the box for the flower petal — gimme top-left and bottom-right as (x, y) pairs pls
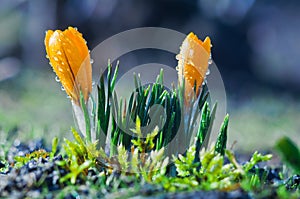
(177, 32), (211, 99)
(60, 27), (92, 102)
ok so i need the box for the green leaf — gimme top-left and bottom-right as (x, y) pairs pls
(201, 103), (217, 150)
(215, 114), (229, 155)
(79, 91), (91, 142)
(194, 102), (210, 164)
(110, 61), (119, 92)
(275, 136), (300, 174)
(51, 137), (59, 158)
(243, 151), (272, 172)
(135, 116), (142, 136)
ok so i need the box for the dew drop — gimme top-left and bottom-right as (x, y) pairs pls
(175, 54), (181, 61)
(53, 57), (59, 61)
(74, 27), (78, 31)
(57, 51), (62, 55)
(92, 81), (96, 86)
(61, 86), (65, 91)
(45, 55), (49, 59)
(206, 69), (210, 75)
(90, 59), (94, 64)
(55, 76), (60, 82)
(208, 59), (213, 65)
(58, 67), (63, 72)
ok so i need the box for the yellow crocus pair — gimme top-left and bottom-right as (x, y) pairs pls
(45, 27), (211, 105)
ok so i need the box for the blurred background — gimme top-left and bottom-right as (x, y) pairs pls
(0, 0), (299, 151)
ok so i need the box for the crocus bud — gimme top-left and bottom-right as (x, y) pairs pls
(177, 32), (211, 102)
(45, 27), (92, 105)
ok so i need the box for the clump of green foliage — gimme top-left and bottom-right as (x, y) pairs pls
(85, 61), (227, 157)
(56, 124), (272, 193)
(46, 62), (275, 193)
(13, 137), (59, 169)
(14, 149), (49, 168)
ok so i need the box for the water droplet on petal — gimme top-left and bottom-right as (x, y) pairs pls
(90, 59), (94, 64)
(208, 59), (213, 65)
(61, 86), (65, 91)
(206, 69), (210, 75)
(175, 54), (181, 61)
(57, 51), (62, 55)
(46, 55), (49, 59)
(53, 57), (59, 61)
(55, 76), (60, 82)
(74, 27), (78, 31)
(58, 67), (63, 72)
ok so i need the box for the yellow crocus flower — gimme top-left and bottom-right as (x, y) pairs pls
(177, 32), (211, 100)
(45, 27), (92, 105)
